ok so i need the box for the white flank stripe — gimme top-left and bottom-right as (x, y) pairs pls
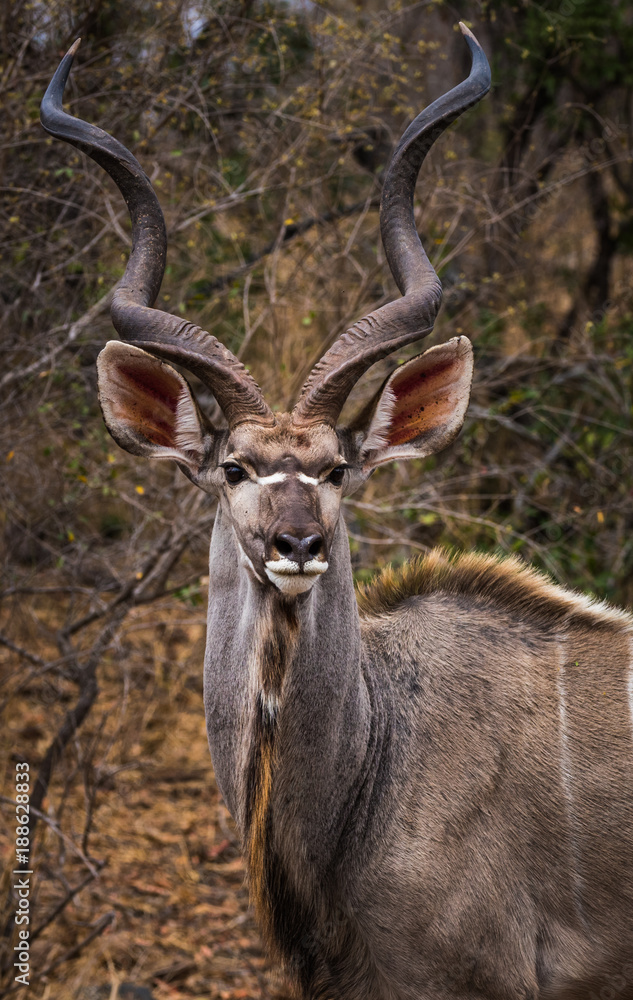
(557, 657), (586, 921)
(558, 673), (573, 810)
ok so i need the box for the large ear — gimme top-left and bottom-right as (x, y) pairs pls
(96, 341), (207, 473)
(359, 337), (473, 471)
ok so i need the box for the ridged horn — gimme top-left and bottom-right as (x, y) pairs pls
(40, 40), (274, 429)
(292, 23), (490, 427)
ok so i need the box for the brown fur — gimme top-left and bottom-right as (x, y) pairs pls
(245, 716), (275, 932)
(229, 414), (343, 477)
(244, 598), (300, 939)
(259, 601), (300, 695)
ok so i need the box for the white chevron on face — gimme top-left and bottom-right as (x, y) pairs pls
(255, 472), (288, 485)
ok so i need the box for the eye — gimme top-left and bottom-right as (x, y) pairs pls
(223, 464), (247, 485)
(326, 465), (347, 487)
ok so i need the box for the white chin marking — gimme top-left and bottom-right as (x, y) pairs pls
(265, 572), (320, 595)
(264, 558), (329, 595)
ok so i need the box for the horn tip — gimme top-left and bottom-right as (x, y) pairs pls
(457, 21), (491, 92)
(41, 37), (81, 125)
(458, 21), (479, 49)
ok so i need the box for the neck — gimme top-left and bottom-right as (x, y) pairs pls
(204, 504), (373, 864)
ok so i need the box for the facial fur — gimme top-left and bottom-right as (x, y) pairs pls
(214, 414), (354, 596)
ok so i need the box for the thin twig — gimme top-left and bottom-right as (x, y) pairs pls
(0, 634), (45, 667)
(30, 865), (105, 943)
(19, 912), (115, 991)
(190, 196), (381, 297)
(0, 285), (117, 389)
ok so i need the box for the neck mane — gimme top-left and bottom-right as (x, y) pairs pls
(204, 508), (383, 949)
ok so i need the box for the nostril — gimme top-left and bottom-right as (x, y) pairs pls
(273, 531), (325, 567)
(308, 537), (323, 559)
(275, 535), (294, 558)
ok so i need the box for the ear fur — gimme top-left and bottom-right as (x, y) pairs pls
(360, 336), (473, 470)
(97, 342), (207, 471)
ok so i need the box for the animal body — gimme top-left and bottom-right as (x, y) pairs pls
(42, 25), (633, 1000)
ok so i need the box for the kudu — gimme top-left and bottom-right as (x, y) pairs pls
(41, 26), (633, 1000)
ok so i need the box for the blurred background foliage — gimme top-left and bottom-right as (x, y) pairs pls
(1, 0), (632, 996)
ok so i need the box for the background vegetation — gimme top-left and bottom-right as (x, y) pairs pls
(1, 0), (632, 996)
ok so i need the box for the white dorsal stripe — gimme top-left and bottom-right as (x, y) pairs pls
(255, 472), (287, 485)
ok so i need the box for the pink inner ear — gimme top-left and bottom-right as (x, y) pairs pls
(109, 356), (182, 449)
(387, 353), (461, 447)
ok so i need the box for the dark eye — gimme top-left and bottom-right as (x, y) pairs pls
(224, 465), (247, 485)
(327, 466), (347, 487)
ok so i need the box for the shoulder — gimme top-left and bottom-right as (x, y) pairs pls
(356, 548), (632, 634)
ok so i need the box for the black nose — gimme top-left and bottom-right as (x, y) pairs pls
(274, 532), (324, 569)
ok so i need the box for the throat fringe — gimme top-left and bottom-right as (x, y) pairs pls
(244, 597), (299, 936)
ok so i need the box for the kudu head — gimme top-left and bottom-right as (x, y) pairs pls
(41, 27), (490, 598)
